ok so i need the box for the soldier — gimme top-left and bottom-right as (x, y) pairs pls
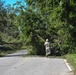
(44, 39), (51, 57)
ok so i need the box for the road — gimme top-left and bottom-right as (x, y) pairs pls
(6, 50), (28, 57)
(0, 50), (73, 75)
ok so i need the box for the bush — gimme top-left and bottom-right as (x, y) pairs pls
(27, 46), (37, 55)
(51, 43), (61, 56)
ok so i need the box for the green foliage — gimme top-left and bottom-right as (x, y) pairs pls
(12, 0), (76, 55)
(28, 46), (37, 55)
(0, 1), (22, 53)
(1, 0), (76, 55)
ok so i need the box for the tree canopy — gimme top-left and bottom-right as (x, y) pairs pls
(0, 0), (76, 55)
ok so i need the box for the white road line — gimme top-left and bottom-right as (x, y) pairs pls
(64, 59), (72, 72)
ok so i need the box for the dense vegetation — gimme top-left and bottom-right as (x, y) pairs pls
(0, 0), (22, 56)
(0, 0), (76, 56)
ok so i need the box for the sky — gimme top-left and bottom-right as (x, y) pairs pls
(3, 0), (21, 5)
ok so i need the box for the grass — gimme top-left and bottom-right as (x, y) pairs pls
(65, 54), (76, 75)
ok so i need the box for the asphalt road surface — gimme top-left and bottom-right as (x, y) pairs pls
(6, 50), (28, 57)
(0, 50), (73, 75)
